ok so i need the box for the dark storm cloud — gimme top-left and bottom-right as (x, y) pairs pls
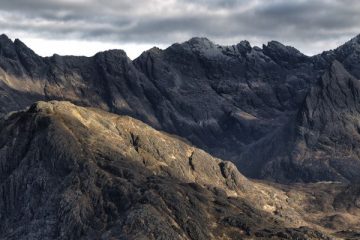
(0, 0), (359, 55)
(253, 1), (359, 34)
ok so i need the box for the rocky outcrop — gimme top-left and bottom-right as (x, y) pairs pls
(1, 101), (360, 239)
(238, 60), (360, 183)
(1, 101), (348, 240)
(296, 61), (360, 182)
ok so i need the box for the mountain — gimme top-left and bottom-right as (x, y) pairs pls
(238, 60), (360, 183)
(1, 34), (360, 183)
(1, 101), (360, 239)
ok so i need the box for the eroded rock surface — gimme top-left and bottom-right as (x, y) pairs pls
(2, 101), (359, 239)
(1, 34), (360, 183)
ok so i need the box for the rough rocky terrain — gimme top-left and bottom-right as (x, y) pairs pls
(238, 60), (360, 183)
(2, 34), (360, 182)
(1, 101), (360, 239)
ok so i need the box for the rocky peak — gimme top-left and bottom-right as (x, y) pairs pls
(329, 34), (360, 57)
(330, 34), (360, 78)
(146, 46), (163, 55)
(345, 34), (360, 48)
(0, 34), (18, 60)
(180, 37), (225, 58)
(236, 40), (252, 53)
(95, 49), (131, 66)
(0, 34), (11, 43)
(13, 38), (45, 77)
(186, 37), (216, 48)
(0, 35), (37, 77)
(263, 40), (308, 64)
(265, 40), (288, 51)
(97, 49), (128, 58)
(13, 38), (36, 55)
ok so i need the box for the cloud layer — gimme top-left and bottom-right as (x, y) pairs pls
(1, 0), (359, 57)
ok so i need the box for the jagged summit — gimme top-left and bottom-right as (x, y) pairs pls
(13, 38), (29, 48)
(94, 48), (129, 59)
(265, 41), (303, 54)
(163, 36), (313, 63)
(0, 34), (13, 44)
(186, 37), (216, 46)
(0, 34), (11, 43)
(263, 40), (308, 64)
(343, 33), (360, 46)
(144, 46), (163, 55)
(236, 40), (252, 52)
(0, 35), (39, 58)
(0, 35), (34, 52)
(0, 34), (16, 57)
(177, 37), (225, 57)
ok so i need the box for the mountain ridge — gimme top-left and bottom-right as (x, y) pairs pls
(1, 34), (360, 183)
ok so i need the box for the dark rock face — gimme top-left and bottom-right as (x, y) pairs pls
(0, 101), (341, 240)
(238, 61), (360, 183)
(1, 34), (360, 183)
(296, 61), (360, 182)
(133, 38), (317, 160)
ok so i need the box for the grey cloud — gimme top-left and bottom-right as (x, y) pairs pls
(179, 0), (245, 9)
(0, 0), (359, 55)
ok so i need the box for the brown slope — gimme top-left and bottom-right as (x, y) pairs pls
(0, 101), (346, 240)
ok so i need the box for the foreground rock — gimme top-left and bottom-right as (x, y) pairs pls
(1, 101), (360, 239)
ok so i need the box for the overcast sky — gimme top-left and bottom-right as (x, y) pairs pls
(1, 0), (359, 59)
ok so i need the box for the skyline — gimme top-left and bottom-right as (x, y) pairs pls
(4, 32), (358, 60)
(1, 0), (360, 59)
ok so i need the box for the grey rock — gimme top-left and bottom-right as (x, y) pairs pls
(1, 34), (360, 183)
(0, 101), (337, 239)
